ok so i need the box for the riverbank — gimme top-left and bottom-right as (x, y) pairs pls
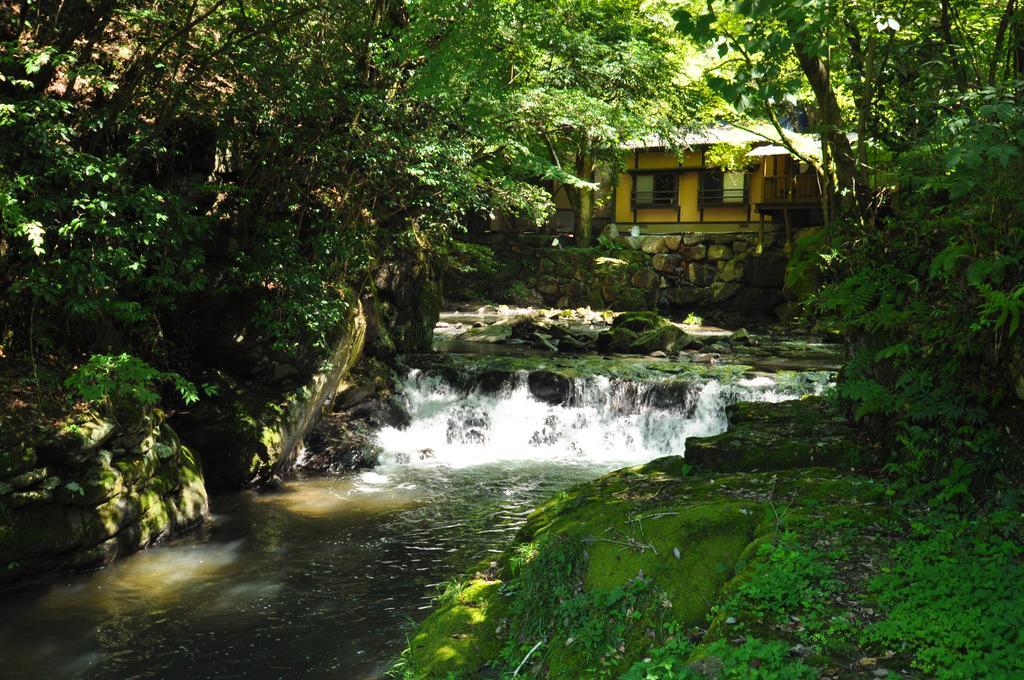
(0, 300), (368, 584)
(0, 305), (809, 585)
(5, 306), (1021, 679)
(396, 397), (1024, 679)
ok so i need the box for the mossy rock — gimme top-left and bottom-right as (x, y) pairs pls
(403, 351), (756, 393)
(172, 391), (284, 489)
(52, 456), (124, 506)
(172, 301), (365, 490)
(36, 416), (116, 463)
(456, 322), (515, 344)
(611, 311), (669, 333)
(404, 578), (506, 678)
(0, 445), (38, 480)
(597, 314), (692, 354)
(595, 325), (641, 353)
(633, 325), (694, 354)
(608, 287), (652, 312)
(685, 397), (866, 472)
(0, 417), (209, 584)
(399, 461), (884, 678)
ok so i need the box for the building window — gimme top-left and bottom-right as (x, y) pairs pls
(699, 169), (748, 206)
(632, 172), (677, 208)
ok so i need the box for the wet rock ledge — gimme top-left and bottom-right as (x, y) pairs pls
(686, 397), (865, 472)
(0, 409), (208, 584)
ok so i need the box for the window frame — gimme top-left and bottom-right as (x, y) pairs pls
(698, 169), (749, 207)
(630, 171), (679, 210)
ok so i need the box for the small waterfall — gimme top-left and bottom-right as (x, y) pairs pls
(375, 369), (823, 470)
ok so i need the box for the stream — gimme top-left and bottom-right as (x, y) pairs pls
(0, 323), (839, 679)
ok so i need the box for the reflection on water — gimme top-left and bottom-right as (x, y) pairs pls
(0, 366), (828, 679)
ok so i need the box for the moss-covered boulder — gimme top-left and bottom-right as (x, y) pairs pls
(375, 244), (444, 353)
(402, 578), (507, 678)
(611, 311), (668, 333)
(597, 312), (694, 354)
(172, 390), (288, 489)
(0, 410), (208, 584)
(685, 396), (866, 472)
(399, 460), (884, 679)
(595, 325), (641, 353)
(634, 325), (693, 354)
(457, 322), (515, 344)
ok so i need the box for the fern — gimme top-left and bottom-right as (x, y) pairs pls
(836, 378), (896, 420)
(810, 213), (1022, 483)
(928, 241), (971, 280)
(975, 283), (1024, 339)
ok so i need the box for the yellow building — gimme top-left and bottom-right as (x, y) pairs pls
(612, 125), (823, 247)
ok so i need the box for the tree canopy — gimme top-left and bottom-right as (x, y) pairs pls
(0, 0), (703, 381)
(675, 0), (1024, 473)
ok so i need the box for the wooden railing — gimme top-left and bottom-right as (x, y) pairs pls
(762, 174), (821, 203)
(698, 170), (748, 207)
(631, 188), (678, 209)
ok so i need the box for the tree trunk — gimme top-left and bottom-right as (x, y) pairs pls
(792, 41), (870, 223)
(940, 0), (970, 89)
(574, 144), (595, 246)
(990, 0), (1017, 83)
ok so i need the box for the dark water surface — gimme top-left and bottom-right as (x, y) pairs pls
(0, 463), (602, 679)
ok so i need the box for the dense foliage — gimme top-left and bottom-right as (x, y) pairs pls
(813, 87), (1024, 481)
(0, 0), (698, 409)
(4, 2), (1023, 676)
(864, 511), (1024, 677)
(620, 507), (1024, 679)
(676, 0), (1024, 480)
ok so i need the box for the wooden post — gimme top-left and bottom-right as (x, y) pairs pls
(784, 209), (793, 255)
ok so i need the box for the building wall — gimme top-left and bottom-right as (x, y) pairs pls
(614, 148), (770, 233)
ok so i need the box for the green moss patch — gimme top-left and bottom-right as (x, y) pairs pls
(685, 397), (867, 472)
(402, 578), (505, 679)
(395, 460), (887, 678)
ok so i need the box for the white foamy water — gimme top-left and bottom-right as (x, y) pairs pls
(373, 369), (818, 472)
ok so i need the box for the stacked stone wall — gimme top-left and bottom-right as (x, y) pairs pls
(454, 230), (794, 318)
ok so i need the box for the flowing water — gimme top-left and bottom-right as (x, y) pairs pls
(0, 353), (830, 679)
